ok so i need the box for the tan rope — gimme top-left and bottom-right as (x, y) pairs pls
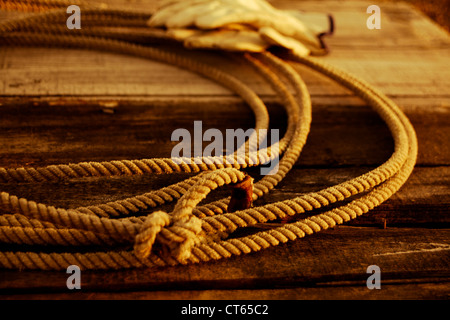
(0, 3), (417, 270)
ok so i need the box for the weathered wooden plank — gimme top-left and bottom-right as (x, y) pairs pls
(0, 97), (448, 168)
(318, 48), (450, 97)
(274, 0), (450, 49)
(1, 46), (448, 98)
(1, 0), (449, 99)
(2, 280), (449, 300)
(0, 227), (448, 294)
(1, 94), (449, 109)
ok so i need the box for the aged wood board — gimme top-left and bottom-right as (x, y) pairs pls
(0, 0), (449, 300)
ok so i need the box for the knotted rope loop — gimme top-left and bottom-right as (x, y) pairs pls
(134, 168), (251, 263)
(0, 3), (418, 270)
(133, 209), (203, 263)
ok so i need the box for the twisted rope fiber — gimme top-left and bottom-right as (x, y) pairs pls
(0, 4), (417, 270)
(0, 18), (404, 220)
(0, 38), (268, 179)
(0, 6), (414, 262)
(0, 42), (311, 252)
(0, 15), (309, 217)
(0, 34), (303, 217)
(0, 9), (312, 264)
(0, 45), (308, 250)
(0, 24), (309, 244)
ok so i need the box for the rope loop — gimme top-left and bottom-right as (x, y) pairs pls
(133, 210), (203, 263)
(0, 4), (418, 270)
(133, 168), (251, 263)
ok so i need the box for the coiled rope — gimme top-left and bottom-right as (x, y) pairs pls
(0, 1), (417, 270)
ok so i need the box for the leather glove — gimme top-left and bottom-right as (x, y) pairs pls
(148, 0), (332, 56)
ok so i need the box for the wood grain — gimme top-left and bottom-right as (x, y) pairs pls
(0, 0), (448, 299)
(2, 281), (448, 300)
(0, 227), (449, 296)
(0, 98), (449, 167)
(1, 46), (448, 97)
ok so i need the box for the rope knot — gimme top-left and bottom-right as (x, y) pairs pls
(133, 169), (250, 263)
(133, 210), (202, 263)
